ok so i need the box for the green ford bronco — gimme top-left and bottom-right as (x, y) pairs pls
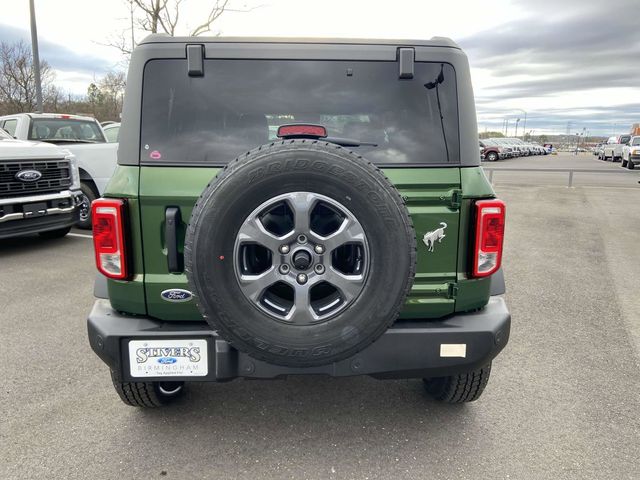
(87, 36), (510, 407)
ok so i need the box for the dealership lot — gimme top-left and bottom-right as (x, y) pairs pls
(1, 154), (639, 479)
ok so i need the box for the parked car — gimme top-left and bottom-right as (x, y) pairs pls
(87, 36), (510, 408)
(479, 140), (505, 161)
(602, 135), (631, 162)
(0, 113), (118, 228)
(621, 136), (640, 170)
(0, 127), (82, 239)
(103, 122), (120, 143)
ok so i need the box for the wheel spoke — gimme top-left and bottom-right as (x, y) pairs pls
(325, 267), (365, 303)
(286, 192), (315, 233)
(314, 216), (366, 253)
(238, 267), (280, 302)
(238, 217), (289, 253)
(286, 283), (316, 325)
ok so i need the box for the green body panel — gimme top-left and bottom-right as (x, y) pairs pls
(453, 167), (497, 312)
(103, 166), (146, 314)
(106, 165), (497, 321)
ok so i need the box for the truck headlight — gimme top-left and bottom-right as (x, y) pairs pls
(67, 154), (81, 190)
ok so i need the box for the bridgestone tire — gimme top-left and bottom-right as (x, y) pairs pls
(423, 364), (492, 403)
(110, 370), (184, 407)
(185, 140), (416, 368)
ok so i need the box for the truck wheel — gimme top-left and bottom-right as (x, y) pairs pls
(621, 158), (627, 168)
(77, 182), (97, 230)
(185, 140), (416, 368)
(423, 364), (492, 403)
(628, 159), (635, 170)
(487, 152), (498, 162)
(38, 226), (71, 239)
(110, 370), (184, 407)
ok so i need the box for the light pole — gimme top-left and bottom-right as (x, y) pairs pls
(29, 0), (43, 113)
(515, 109), (527, 138)
(515, 118), (521, 138)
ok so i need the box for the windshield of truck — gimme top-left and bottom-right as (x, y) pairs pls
(28, 118), (106, 143)
(140, 59), (460, 166)
(632, 137), (640, 146)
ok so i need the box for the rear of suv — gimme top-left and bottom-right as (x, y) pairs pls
(87, 36), (510, 408)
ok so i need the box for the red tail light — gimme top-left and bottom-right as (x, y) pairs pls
(473, 199), (506, 278)
(92, 199), (128, 280)
(277, 124), (327, 138)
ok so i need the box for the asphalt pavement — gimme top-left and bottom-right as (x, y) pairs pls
(1, 153), (639, 480)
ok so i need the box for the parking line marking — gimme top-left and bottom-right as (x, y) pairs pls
(67, 232), (93, 239)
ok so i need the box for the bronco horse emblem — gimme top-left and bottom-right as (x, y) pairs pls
(423, 222), (447, 252)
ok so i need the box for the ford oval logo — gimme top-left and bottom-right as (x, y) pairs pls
(15, 169), (42, 182)
(157, 357), (177, 364)
(161, 288), (193, 303)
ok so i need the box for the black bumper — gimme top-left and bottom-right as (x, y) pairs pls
(0, 190), (82, 239)
(88, 297), (511, 382)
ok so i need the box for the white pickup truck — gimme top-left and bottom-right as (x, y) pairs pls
(0, 127), (82, 239)
(0, 113), (117, 228)
(621, 136), (640, 170)
(602, 134), (632, 162)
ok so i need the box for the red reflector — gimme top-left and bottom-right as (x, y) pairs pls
(472, 199), (505, 278)
(92, 198), (128, 280)
(277, 124), (327, 138)
(59, 115), (71, 119)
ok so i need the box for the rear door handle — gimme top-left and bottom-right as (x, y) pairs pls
(165, 207), (183, 273)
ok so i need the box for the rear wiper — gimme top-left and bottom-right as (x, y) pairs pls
(324, 136), (378, 147)
(40, 139), (98, 144)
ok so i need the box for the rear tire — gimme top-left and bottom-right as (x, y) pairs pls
(423, 364), (491, 403)
(621, 158), (627, 168)
(38, 226), (71, 239)
(110, 370), (184, 407)
(628, 159), (635, 170)
(487, 152), (499, 162)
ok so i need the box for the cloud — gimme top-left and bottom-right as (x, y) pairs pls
(459, 0), (640, 134)
(0, 23), (111, 76)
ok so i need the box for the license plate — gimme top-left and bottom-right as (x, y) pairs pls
(128, 339), (208, 378)
(24, 202), (47, 218)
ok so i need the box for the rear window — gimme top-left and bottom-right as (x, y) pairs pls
(29, 118), (105, 143)
(140, 59), (460, 166)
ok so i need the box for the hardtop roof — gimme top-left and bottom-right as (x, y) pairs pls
(138, 34), (460, 49)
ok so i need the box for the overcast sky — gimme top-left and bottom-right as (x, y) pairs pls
(1, 0), (638, 136)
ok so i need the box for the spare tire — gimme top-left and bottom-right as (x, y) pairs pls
(185, 140), (416, 367)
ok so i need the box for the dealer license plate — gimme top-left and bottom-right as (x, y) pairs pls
(128, 339), (208, 377)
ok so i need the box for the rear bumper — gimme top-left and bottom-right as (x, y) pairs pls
(0, 189), (82, 239)
(88, 297), (511, 381)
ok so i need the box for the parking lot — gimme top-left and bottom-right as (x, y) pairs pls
(1, 153), (639, 479)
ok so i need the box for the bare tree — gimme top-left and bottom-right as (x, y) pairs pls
(0, 41), (56, 115)
(108, 0), (232, 57)
(87, 71), (126, 121)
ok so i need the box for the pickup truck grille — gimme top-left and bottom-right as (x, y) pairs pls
(0, 159), (72, 198)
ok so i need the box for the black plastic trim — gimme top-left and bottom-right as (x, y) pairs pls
(87, 296), (510, 382)
(186, 44), (204, 76)
(398, 47), (414, 79)
(165, 207), (183, 273)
